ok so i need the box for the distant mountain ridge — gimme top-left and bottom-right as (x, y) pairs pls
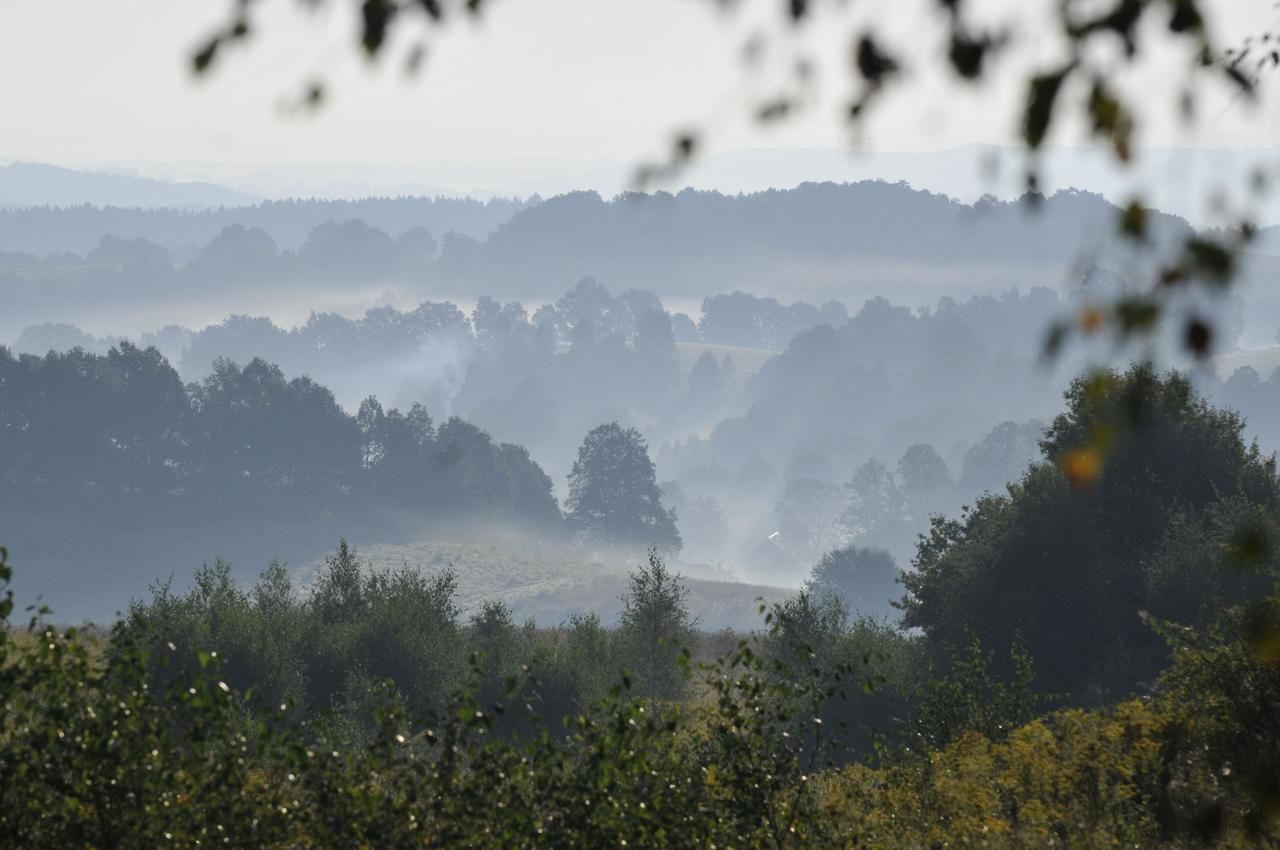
(0, 161), (259, 210)
(430, 182), (1195, 305)
(0, 193), (531, 256)
(0, 180), (1206, 329)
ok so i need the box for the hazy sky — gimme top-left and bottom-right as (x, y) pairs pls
(2, 0), (1278, 206)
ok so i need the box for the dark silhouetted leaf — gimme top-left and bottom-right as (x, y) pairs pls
(1079, 306), (1105, 334)
(1224, 63), (1256, 97)
(1023, 169), (1043, 208)
(757, 98), (793, 122)
(1179, 87), (1197, 122)
(1115, 297), (1160, 333)
(949, 33), (989, 79)
(1069, 0), (1143, 56)
(361, 0), (395, 56)
(1088, 80), (1133, 160)
(674, 133), (698, 160)
(301, 82), (326, 110)
(1042, 320), (1069, 360)
(1022, 65), (1071, 149)
(193, 38), (220, 74)
(1168, 0), (1204, 33)
(1119, 199), (1147, 239)
(855, 35), (899, 85)
(1185, 317), (1212, 358)
(1185, 237), (1235, 284)
(405, 43), (428, 75)
(1159, 265), (1188, 287)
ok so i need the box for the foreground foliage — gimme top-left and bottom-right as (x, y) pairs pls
(2, 544), (1278, 848)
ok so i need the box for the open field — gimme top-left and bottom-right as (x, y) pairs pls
(306, 535), (793, 632)
(1213, 344), (1280, 379)
(674, 340), (777, 382)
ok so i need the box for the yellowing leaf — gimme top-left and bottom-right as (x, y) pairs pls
(1060, 448), (1103, 488)
(1079, 306), (1105, 334)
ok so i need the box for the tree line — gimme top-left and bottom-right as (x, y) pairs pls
(0, 343), (687, 554)
(0, 343), (557, 529)
(3, 363), (1279, 844)
(13, 277), (853, 373)
(8, 182), (1253, 344)
(0, 195), (526, 257)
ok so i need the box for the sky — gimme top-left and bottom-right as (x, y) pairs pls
(2, 0), (1279, 219)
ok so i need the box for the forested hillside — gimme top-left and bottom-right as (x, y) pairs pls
(0, 343), (562, 616)
(4, 368), (1279, 847)
(0, 194), (527, 257)
(8, 181), (1256, 345)
(10, 271), (1280, 613)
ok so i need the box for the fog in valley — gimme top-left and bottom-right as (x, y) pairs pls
(5, 176), (1280, 622)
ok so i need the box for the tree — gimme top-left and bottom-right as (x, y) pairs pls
(566, 423), (681, 553)
(189, 224), (279, 279)
(632, 308), (681, 400)
(773, 478), (845, 573)
(356, 395), (388, 471)
(394, 225), (438, 274)
(252, 559), (296, 620)
(617, 289), (665, 338)
(896, 443), (951, 515)
(959, 420), (1044, 496)
(670, 312), (700, 343)
(661, 481), (729, 563)
(760, 588), (918, 763)
(808, 546), (899, 622)
(554, 277), (614, 342)
(634, 308), (676, 363)
(686, 350), (727, 398)
(699, 292), (769, 348)
(471, 295), (527, 343)
(840, 458), (902, 539)
(181, 315), (294, 377)
(897, 444), (949, 496)
(469, 600), (521, 676)
(311, 538), (366, 624)
(297, 219), (396, 281)
(88, 234), (171, 270)
(1155, 592), (1280, 831)
(909, 638), (1040, 752)
(616, 551), (696, 707)
(190, 357), (361, 504)
(12, 322), (109, 356)
(901, 366), (1280, 699)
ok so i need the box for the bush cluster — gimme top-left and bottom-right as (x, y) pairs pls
(3, 540), (1278, 848)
